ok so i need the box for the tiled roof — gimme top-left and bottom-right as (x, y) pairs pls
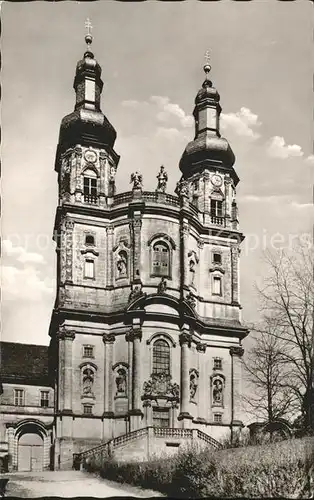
(0, 342), (50, 386)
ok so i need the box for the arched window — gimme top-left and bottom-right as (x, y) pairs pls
(152, 339), (170, 375)
(83, 169), (97, 204)
(152, 241), (170, 277)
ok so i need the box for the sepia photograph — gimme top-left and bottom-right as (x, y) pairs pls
(0, 0), (313, 497)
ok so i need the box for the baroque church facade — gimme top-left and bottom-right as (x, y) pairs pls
(0, 34), (248, 471)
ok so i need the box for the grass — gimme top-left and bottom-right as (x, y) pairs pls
(84, 436), (314, 498)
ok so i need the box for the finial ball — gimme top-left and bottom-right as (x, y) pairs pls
(85, 34), (93, 46)
(203, 64), (211, 74)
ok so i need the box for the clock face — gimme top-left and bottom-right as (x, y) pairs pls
(84, 150), (97, 163)
(211, 174), (223, 187)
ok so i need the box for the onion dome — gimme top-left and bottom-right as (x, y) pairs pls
(55, 32), (118, 169)
(179, 62), (235, 179)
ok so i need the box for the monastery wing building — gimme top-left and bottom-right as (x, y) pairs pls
(0, 33), (249, 472)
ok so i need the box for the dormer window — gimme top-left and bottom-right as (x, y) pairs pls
(83, 169), (97, 204)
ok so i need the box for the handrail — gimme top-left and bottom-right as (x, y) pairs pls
(75, 426), (221, 463)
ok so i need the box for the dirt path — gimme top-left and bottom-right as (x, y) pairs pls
(1, 470), (164, 498)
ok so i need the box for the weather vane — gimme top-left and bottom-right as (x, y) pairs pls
(84, 18), (93, 48)
(204, 50), (211, 76)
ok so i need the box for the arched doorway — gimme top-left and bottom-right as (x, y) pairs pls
(17, 431), (44, 472)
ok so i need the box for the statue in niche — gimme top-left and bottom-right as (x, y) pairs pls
(130, 171), (143, 190)
(82, 368), (94, 396)
(213, 378), (223, 404)
(157, 277), (167, 294)
(117, 251), (127, 278)
(156, 165), (168, 193)
(189, 260), (195, 286)
(128, 285), (143, 303)
(116, 368), (127, 396)
(190, 373), (198, 400)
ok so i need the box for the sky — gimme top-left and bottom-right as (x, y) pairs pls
(1, 1), (313, 348)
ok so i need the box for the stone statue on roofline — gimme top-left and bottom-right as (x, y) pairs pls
(130, 171), (143, 190)
(156, 165), (168, 193)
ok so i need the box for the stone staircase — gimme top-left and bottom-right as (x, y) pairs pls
(74, 427), (221, 468)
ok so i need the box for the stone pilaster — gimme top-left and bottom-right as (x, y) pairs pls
(57, 328), (75, 413)
(178, 330), (193, 425)
(203, 171), (211, 225)
(180, 221), (190, 293)
(106, 226), (114, 288)
(102, 334), (115, 414)
(231, 244), (240, 305)
(60, 217), (74, 285)
(230, 346), (244, 439)
(196, 342), (207, 421)
(99, 151), (107, 207)
(102, 333), (115, 439)
(125, 331), (133, 412)
(74, 146), (83, 202)
(6, 426), (15, 472)
(129, 326), (143, 430)
(130, 217), (142, 283)
(224, 176), (232, 228)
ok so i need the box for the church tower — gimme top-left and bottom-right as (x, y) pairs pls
(49, 34), (248, 469)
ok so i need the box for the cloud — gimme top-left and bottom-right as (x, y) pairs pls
(221, 107), (261, 140)
(2, 239), (46, 264)
(267, 136), (304, 159)
(305, 155), (314, 164)
(150, 96), (194, 128)
(155, 126), (181, 140)
(240, 194), (289, 204)
(289, 201), (313, 211)
(2, 265), (54, 301)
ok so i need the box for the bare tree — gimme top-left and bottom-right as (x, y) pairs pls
(255, 243), (314, 432)
(243, 324), (297, 423)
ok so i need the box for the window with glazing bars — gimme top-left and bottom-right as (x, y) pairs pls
(152, 339), (170, 375)
(152, 242), (169, 277)
(40, 391), (49, 407)
(14, 389), (24, 406)
(84, 176), (97, 203)
(210, 199), (223, 217)
(153, 408), (170, 428)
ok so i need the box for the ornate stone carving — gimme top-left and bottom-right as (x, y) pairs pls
(189, 369), (199, 400)
(115, 368), (127, 397)
(175, 180), (189, 197)
(185, 292), (196, 309)
(128, 285), (144, 303)
(56, 328), (75, 341)
(142, 373), (180, 402)
(157, 277), (167, 294)
(130, 171), (143, 190)
(230, 346), (244, 357)
(212, 375), (224, 406)
(196, 342), (207, 353)
(179, 332), (192, 347)
(156, 165), (168, 193)
(102, 333), (115, 344)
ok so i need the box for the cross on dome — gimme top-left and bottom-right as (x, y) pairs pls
(84, 18), (93, 48)
(203, 49), (211, 76)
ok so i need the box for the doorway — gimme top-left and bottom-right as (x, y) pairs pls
(18, 433), (44, 472)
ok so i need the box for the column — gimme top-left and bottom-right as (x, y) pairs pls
(230, 346), (244, 442)
(129, 326), (143, 430)
(231, 244), (240, 305)
(125, 331), (133, 412)
(74, 146), (83, 202)
(178, 330), (193, 427)
(6, 426), (15, 472)
(179, 220), (190, 293)
(106, 226), (114, 288)
(203, 171), (210, 225)
(130, 217), (142, 283)
(58, 328), (75, 413)
(224, 176), (232, 228)
(196, 343), (207, 424)
(102, 334), (115, 440)
(99, 152), (107, 207)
